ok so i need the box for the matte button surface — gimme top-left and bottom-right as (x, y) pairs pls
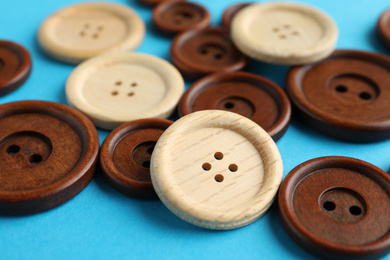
(153, 1), (210, 34)
(179, 72), (291, 141)
(377, 9), (390, 50)
(66, 52), (184, 130)
(170, 27), (248, 79)
(138, 0), (184, 7)
(100, 119), (172, 199)
(0, 101), (99, 214)
(38, 2), (145, 64)
(151, 110), (283, 230)
(279, 156), (390, 258)
(221, 3), (251, 28)
(0, 40), (32, 96)
(231, 2), (338, 64)
(287, 50), (390, 142)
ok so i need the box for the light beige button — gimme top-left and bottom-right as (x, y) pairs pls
(231, 2), (338, 65)
(38, 2), (145, 64)
(66, 52), (184, 130)
(151, 110), (283, 230)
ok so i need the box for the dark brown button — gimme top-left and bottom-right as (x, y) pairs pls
(377, 9), (390, 49)
(179, 72), (291, 141)
(153, 1), (210, 35)
(0, 101), (99, 214)
(0, 40), (32, 96)
(100, 118), (173, 199)
(138, 0), (184, 7)
(286, 50), (390, 142)
(221, 3), (251, 28)
(170, 27), (248, 79)
(279, 156), (390, 258)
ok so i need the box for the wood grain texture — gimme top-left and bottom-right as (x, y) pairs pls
(0, 100), (99, 214)
(38, 2), (145, 64)
(66, 52), (184, 130)
(231, 2), (338, 64)
(151, 110), (283, 230)
(279, 156), (390, 258)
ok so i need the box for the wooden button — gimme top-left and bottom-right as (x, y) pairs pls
(0, 100), (99, 214)
(171, 27), (248, 79)
(221, 3), (251, 28)
(38, 2), (145, 64)
(377, 9), (390, 49)
(138, 0), (184, 7)
(100, 119), (172, 199)
(151, 110), (283, 229)
(279, 156), (390, 258)
(0, 40), (32, 96)
(153, 1), (210, 35)
(66, 52), (184, 130)
(287, 50), (390, 142)
(179, 72), (291, 141)
(231, 2), (338, 64)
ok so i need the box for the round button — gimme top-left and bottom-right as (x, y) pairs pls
(38, 2), (145, 64)
(151, 110), (283, 229)
(377, 9), (390, 50)
(153, 1), (210, 35)
(0, 40), (32, 96)
(286, 50), (390, 142)
(138, 0), (184, 7)
(0, 100), (99, 214)
(171, 27), (248, 79)
(100, 118), (173, 199)
(231, 2), (338, 64)
(279, 156), (390, 258)
(179, 72), (291, 141)
(66, 52), (184, 130)
(221, 3), (251, 28)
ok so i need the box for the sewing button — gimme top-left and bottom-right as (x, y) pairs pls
(279, 156), (390, 258)
(38, 2), (145, 64)
(179, 72), (291, 141)
(0, 40), (32, 96)
(66, 52), (184, 130)
(287, 50), (390, 142)
(0, 100), (99, 214)
(153, 1), (210, 35)
(171, 27), (248, 79)
(151, 110), (283, 229)
(221, 3), (251, 28)
(231, 2), (338, 64)
(377, 9), (390, 50)
(138, 0), (184, 7)
(100, 118), (172, 199)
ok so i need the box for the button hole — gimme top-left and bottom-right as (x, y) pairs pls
(359, 92), (371, 100)
(7, 145), (20, 154)
(147, 147), (154, 155)
(214, 152), (223, 160)
(142, 161), (150, 168)
(279, 35), (287, 39)
(29, 154), (42, 164)
(128, 92), (134, 97)
(131, 82), (137, 87)
(202, 163), (211, 171)
(228, 164), (238, 172)
(335, 85), (348, 93)
(111, 91), (118, 96)
(215, 54), (223, 60)
(92, 34), (99, 39)
(115, 81), (122, 86)
(349, 206), (362, 215)
(214, 174), (224, 182)
(323, 201), (336, 211)
(224, 102), (234, 109)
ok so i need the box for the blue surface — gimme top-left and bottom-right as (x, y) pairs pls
(1, 0), (390, 259)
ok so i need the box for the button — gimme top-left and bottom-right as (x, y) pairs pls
(38, 2), (145, 64)
(179, 72), (291, 141)
(153, 1), (210, 35)
(279, 156), (390, 258)
(0, 40), (32, 96)
(231, 2), (338, 64)
(0, 100), (99, 214)
(100, 118), (173, 199)
(151, 110), (283, 229)
(66, 52), (184, 130)
(377, 9), (390, 50)
(138, 0), (184, 7)
(287, 50), (390, 142)
(221, 3), (251, 28)
(171, 27), (248, 79)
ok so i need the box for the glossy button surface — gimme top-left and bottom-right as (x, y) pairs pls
(221, 3), (251, 28)
(66, 52), (184, 130)
(0, 101), (99, 214)
(287, 50), (390, 142)
(151, 110), (283, 230)
(231, 2), (338, 64)
(279, 156), (390, 258)
(153, 1), (210, 34)
(179, 72), (291, 141)
(38, 2), (145, 64)
(377, 9), (390, 50)
(170, 27), (248, 79)
(100, 119), (173, 199)
(0, 40), (32, 96)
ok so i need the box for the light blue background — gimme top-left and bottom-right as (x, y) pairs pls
(1, 0), (390, 259)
